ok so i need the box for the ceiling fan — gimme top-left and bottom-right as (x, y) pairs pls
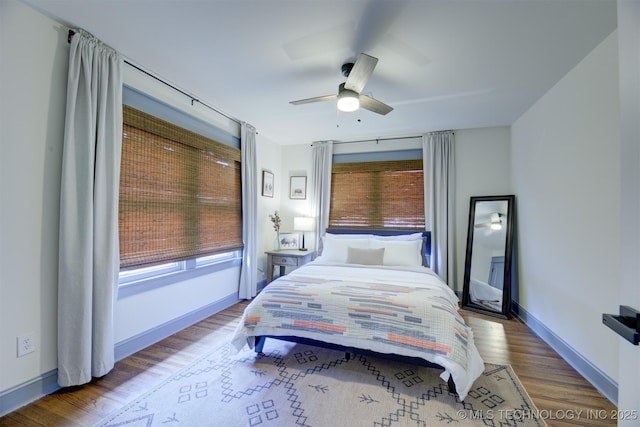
(289, 53), (393, 115)
(475, 213), (505, 230)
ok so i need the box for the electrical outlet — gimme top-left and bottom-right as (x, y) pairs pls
(17, 333), (35, 357)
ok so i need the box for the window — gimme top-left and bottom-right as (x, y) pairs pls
(118, 261), (183, 285)
(329, 159), (424, 230)
(119, 105), (243, 271)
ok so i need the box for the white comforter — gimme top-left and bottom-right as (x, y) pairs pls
(470, 277), (503, 312)
(231, 261), (485, 400)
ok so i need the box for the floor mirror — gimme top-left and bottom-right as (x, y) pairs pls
(462, 195), (516, 319)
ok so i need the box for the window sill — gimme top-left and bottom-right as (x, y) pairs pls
(117, 257), (242, 299)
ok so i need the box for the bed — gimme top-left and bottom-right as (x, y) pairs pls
(230, 230), (485, 401)
(470, 277), (503, 312)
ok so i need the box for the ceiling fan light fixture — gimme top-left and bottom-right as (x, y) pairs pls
(490, 212), (503, 230)
(337, 90), (359, 112)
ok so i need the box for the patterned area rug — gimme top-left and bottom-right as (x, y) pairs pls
(96, 339), (546, 427)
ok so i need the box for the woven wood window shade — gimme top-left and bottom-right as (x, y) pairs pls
(119, 105), (242, 269)
(329, 160), (425, 230)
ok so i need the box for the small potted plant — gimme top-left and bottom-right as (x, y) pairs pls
(269, 210), (282, 250)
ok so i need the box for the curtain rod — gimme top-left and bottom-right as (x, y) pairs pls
(334, 135), (421, 145)
(314, 131), (454, 146)
(67, 29), (240, 126)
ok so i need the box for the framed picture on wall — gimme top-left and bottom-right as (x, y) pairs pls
(262, 170), (274, 197)
(290, 176), (307, 199)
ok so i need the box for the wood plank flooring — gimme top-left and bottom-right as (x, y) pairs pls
(0, 302), (616, 427)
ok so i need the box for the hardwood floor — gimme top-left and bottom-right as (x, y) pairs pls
(0, 302), (616, 427)
(461, 311), (617, 426)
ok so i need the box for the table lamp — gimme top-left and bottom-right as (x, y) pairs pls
(293, 216), (316, 251)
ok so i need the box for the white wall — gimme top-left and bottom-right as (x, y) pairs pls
(115, 269), (240, 341)
(256, 134), (283, 277)
(511, 31), (620, 383)
(454, 128), (511, 292)
(278, 143), (314, 251)
(1, 0), (68, 392)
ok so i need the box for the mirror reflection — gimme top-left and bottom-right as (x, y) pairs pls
(462, 195), (515, 319)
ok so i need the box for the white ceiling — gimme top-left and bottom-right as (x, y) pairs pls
(23, 0), (616, 145)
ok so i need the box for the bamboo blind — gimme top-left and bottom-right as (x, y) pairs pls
(119, 105), (242, 269)
(329, 160), (425, 230)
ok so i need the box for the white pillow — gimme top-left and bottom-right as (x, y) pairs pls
(319, 235), (370, 263)
(370, 238), (423, 266)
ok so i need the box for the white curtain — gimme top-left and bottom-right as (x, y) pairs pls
(423, 131), (455, 285)
(58, 30), (123, 387)
(310, 141), (334, 251)
(239, 122), (257, 299)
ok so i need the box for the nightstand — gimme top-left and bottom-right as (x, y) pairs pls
(265, 250), (315, 283)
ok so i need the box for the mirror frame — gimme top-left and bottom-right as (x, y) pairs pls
(462, 195), (516, 319)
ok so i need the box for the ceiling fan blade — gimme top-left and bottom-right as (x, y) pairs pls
(359, 95), (393, 115)
(290, 94), (337, 105)
(352, 1), (408, 54)
(344, 53), (378, 93)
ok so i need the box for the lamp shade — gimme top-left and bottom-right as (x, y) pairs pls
(294, 216), (316, 232)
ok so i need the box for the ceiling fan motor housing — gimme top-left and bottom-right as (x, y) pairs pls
(341, 62), (354, 77)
